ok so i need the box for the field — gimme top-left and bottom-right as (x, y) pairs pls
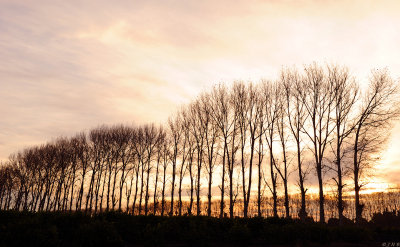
(1, 210), (399, 247)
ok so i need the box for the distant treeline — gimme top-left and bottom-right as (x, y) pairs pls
(0, 63), (399, 223)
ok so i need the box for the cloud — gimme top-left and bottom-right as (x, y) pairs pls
(1, 0), (400, 194)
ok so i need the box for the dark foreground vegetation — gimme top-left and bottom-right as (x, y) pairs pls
(1, 210), (399, 247)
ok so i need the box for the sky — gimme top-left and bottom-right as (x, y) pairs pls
(1, 0), (400, 191)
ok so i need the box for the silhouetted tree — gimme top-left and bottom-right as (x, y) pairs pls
(275, 83), (291, 218)
(189, 99), (206, 216)
(209, 85), (231, 218)
(281, 68), (309, 220)
(300, 64), (335, 223)
(263, 80), (280, 217)
(1, 63), (399, 224)
(168, 116), (182, 216)
(352, 69), (399, 223)
(327, 66), (358, 224)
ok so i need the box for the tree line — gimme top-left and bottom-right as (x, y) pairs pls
(0, 63), (399, 223)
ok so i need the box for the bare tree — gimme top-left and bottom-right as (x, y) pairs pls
(116, 126), (134, 211)
(160, 136), (170, 216)
(275, 83), (291, 218)
(281, 68), (309, 220)
(177, 110), (190, 216)
(168, 115), (183, 216)
(256, 93), (266, 217)
(182, 108), (196, 216)
(263, 80), (280, 217)
(125, 135), (138, 213)
(153, 126), (166, 215)
(143, 124), (159, 215)
(300, 63), (335, 223)
(189, 99), (207, 216)
(132, 126), (146, 215)
(243, 82), (264, 217)
(74, 133), (90, 211)
(233, 82), (252, 217)
(352, 69), (399, 223)
(226, 85), (241, 218)
(327, 65), (359, 223)
(201, 94), (220, 217)
(210, 84), (239, 218)
(2, 63), (399, 224)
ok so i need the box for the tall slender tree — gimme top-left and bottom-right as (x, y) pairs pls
(352, 69), (399, 223)
(300, 64), (335, 223)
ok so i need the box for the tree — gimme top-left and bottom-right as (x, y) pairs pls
(160, 135), (170, 216)
(181, 108), (196, 216)
(281, 68), (309, 220)
(263, 80), (280, 217)
(116, 126), (134, 211)
(256, 92), (266, 217)
(74, 133), (90, 211)
(275, 83), (291, 218)
(168, 115), (183, 216)
(327, 65), (358, 224)
(352, 69), (399, 223)
(189, 99), (207, 216)
(201, 94), (220, 217)
(2, 63), (399, 223)
(153, 126), (166, 215)
(132, 127), (146, 215)
(125, 133), (138, 213)
(300, 63), (335, 223)
(177, 110), (190, 216)
(210, 84), (239, 218)
(209, 85), (231, 218)
(143, 124), (159, 215)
